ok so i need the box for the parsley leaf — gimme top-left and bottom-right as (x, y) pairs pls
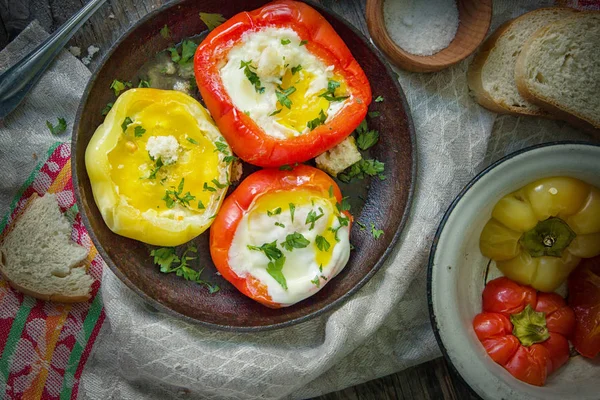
(138, 78), (151, 88)
(299, 40), (308, 46)
(247, 241), (283, 261)
(328, 185), (334, 198)
(151, 246), (220, 293)
(275, 222), (285, 228)
(203, 182), (216, 192)
(199, 12), (226, 31)
(279, 164), (293, 171)
(319, 80), (349, 102)
(211, 179), (227, 189)
(281, 38), (291, 45)
(121, 117), (133, 132)
(311, 275), (320, 288)
(368, 111), (380, 118)
(315, 235), (330, 252)
(223, 155), (238, 165)
(336, 197), (351, 213)
(197, 200), (205, 210)
(267, 256), (287, 290)
(179, 40), (197, 65)
(160, 25), (171, 39)
(163, 178), (196, 208)
(110, 79), (132, 96)
(187, 137), (199, 145)
(338, 159), (385, 183)
(46, 117), (67, 135)
(371, 223), (384, 239)
(267, 207), (282, 217)
(281, 232), (310, 251)
(305, 208), (324, 230)
(240, 60), (265, 94)
(214, 141), (230, 155)
(134, 126), (146, 138)
(101, 102), (113, 116)
(356, 221), (367, 230)
(307, 109), (327, 131)
(148, 157), (164, 179)
(375, 96), (384, 102)
(269, 109), (282, 117)
(357, 129), (379, 150)
(168, 46), (181, 63)
(289, 203), (296, 223)
(276, 86), (296, 109)
(291, 65), (302, 75)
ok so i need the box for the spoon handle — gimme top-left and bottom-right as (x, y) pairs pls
(0, 0), (107, 119)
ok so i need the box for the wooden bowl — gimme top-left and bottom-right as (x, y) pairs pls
(72, 0), (416, 331)
(366, 0), (492, 72)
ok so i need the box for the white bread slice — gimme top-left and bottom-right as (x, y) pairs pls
(468, 7), (578, 116)
(515, 11), (600, 135)
(315, 136), (362, 177)
(0, 194), (93, 303)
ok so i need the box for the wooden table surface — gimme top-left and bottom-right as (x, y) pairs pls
(0, 1), (479, 399)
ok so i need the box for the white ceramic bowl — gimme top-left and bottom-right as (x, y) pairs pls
(428, 141), (600, 400)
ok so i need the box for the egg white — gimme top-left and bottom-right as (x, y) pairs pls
(219, 27), (346, 139)
(228, 197), (351, 306)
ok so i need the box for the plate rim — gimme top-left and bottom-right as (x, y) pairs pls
(426, 140), (600, 397)
(72, 0), (417, 332)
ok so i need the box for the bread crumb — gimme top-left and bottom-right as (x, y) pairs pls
(315, 136), (362, 177)
(146, 135), (180, 164)
(68, 46), (81, 57)
(108, 13), (115, 19)
(81, 45), (100, 65)
(230, 159), (243, 182)
(173, 80), (191, 95)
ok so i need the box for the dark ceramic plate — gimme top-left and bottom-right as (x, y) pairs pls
(72, 0), (415, 331)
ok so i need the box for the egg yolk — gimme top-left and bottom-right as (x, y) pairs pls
(247, 188), (340, 267)
(276, 70), (348, 134)
(107, 100), (220, 214)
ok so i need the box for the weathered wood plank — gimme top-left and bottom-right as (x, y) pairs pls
(0, 1), (479, 399)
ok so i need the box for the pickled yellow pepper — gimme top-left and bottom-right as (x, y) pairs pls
(480, 177), (600, 292)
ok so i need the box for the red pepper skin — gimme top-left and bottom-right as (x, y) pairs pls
(209, 165), (351, 308)
(568, 256), (600, 358)
(473, 277), (575, 386)
(194, 1), (371, 167)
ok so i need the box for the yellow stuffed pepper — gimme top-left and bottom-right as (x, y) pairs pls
(85, 88), (232, 246)
(480, 177), (600, 292)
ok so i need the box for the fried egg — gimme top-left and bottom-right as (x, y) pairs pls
(219, 27), (350, 139)
(85, 88), (231, 246)
(228, 189), (351, 306)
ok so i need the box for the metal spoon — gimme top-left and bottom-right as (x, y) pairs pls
(0, 0), (107, 119)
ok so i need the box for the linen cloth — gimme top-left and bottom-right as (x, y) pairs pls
(0, 1), (597, 399)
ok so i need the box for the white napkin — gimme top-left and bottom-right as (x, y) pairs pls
(0, 2), (594, 399)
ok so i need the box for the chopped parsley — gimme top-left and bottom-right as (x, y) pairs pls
(338, 159), (385, 183)
(197, 200), (205, 210)
(223, 155), (238, 165)
(279, 164), (293, 171)
(203, 182), (216, 192)
(355, 119), (379, 150)
(275, 222), (285, 228)
(267, 207), (282, 217)
(305, 208), (324, 230)
(291, 65), (302, 75)
(163, 178), (195, 208)
(315, 235), (330, 252)
(368, 111), (381, 118)
(187, 137), (199, 145)
(269, 109), (282, 116)
(311, 275), (320, 288)
(211, 179), (227, 189)
(101, 102), (113, 116)
(46, 117), (67, 135)
(134, 126), (146, 138)
(199, 12), (226, 31)
(138, 78), (151, 88)
(159, 25), (171, 39)
(328, 185), (334, 198)
(319, 80), (349, 102)
(281, 232), (310, 251)
(240, 60), (265, 94)
(289, 203), (296, 223)
(356, 221), (367, 230)
(121, 117), (133, 132)
(281, 38), (291, 45)
(276, 86), (296, 109)
(299, 40), (308, 46)
(307, 109), (327, 131)
(375, 96), (384, 103)
(110, 79), (132, 96)
(180, 40), (197, 64)
(168, 46), (181, 63)
(150, 246), (219, 293)
(336, 197), (351, 213)
(248, 241), (287, 289)
(148, 157), (164, 179)
(371, 223), (384, 239)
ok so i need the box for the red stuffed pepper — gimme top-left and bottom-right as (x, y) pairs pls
(473, 277), (575, 386)
(209, 165), (352, 308)
(194, 0), (371, 167)
(568, 256), (600, 358)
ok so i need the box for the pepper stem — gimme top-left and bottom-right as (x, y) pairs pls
(510, 304), (550, 347)
(519, 217), (576, 257)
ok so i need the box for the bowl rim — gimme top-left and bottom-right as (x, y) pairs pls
(365, 0), (493, 72)
(427, 140), (600, 397)
(71, 0), (417, 332)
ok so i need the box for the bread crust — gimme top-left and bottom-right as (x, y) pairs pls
(515, 11), (600, 137)
(467, 7), (577, 117)
(0, 194), (91, 304)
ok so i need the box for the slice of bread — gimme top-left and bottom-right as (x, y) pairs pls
(315, 136), (362, 177)
(0, 194), (93, 303)
(468, 7), (578, 116)
(515, 11), (600, 134)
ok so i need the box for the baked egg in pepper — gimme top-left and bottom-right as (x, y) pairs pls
(85, 88), (232, 246)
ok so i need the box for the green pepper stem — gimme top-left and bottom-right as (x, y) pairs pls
(510, 304), (550, 346)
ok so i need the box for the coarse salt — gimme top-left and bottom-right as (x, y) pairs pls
(383, 0), (459, 56)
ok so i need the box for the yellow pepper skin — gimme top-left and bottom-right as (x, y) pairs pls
(85, 89), (232, 246)
(480, 177), (600, 292)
